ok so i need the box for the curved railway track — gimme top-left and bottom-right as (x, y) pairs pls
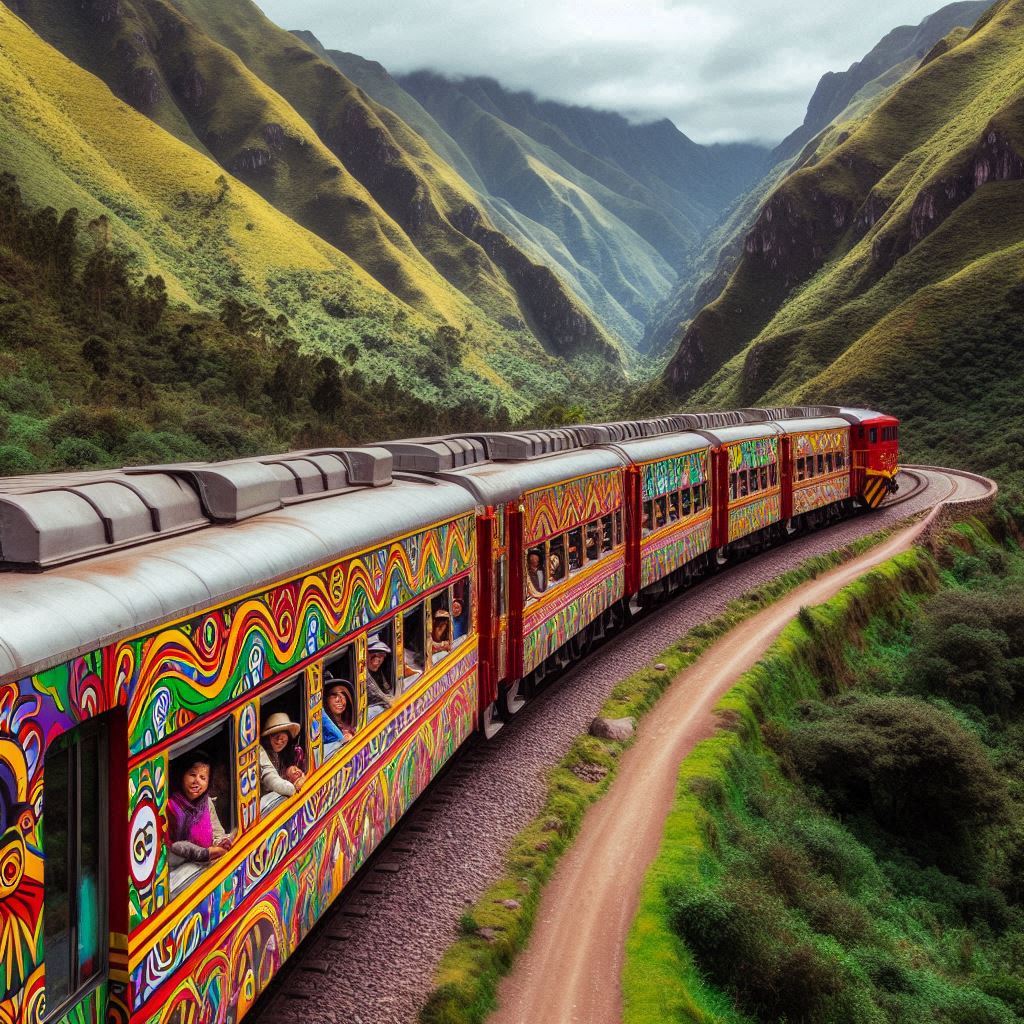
(252, 466), (994, 1024)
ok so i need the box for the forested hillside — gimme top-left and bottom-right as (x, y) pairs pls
(663, 0), (1024, 486)
(643, 0), (994, 358)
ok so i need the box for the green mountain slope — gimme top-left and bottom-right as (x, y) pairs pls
(644, 0), (994, 359)
(317, 61), (767, 346)
(12, 0), (620, 366)
(664, 0), (1024, 483)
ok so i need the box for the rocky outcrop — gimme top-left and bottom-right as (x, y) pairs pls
(230, 147), (272, 173)
(872, 126), (1024, 271)
(177, 66), (206, 109)
(125, 64), (160, 112)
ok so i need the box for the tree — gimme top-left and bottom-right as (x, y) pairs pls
(136, 275), (168, 332)
(82, 335), (111, 378)
(310, 357), (344, 421)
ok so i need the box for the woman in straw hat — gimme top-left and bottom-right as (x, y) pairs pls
(259, 712), (307, 797)
(322, 677), (356, 745)
(428, 608), (452, 664)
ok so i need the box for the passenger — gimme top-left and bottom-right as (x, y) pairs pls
(548, 552), (563, 582)
(451, 597), (467, 640)
(259, 713), (307, 797)
(366, 637), (394, 719)
(428, 609), (452, 664)
(322, 677), (356, 745)
(568, 541), (581, 572)
(527, 549), (546, 594)
(586, 529), (600, 561)
(166, 751), (233, 863)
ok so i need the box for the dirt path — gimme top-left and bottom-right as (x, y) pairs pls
(490, 518), (928, 1024)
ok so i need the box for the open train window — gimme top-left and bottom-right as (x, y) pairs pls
(585, 522), (601, 562)
(44, 716), (108, 1014)
(869, 427), (878, 443)
(796, 457), (805, 481)
(654, 495), (668, 527)
(601, 514), (614, 552)
(681, 487), (691, 516)
(167, 719), (236, 893)
(749, 468), (759, 493)
(769, 465), (777, 487)
(642, 500), (654, 535)
(567, 527), (583, 573)
(259, 677), (306, 815)
(693, 485), (703, 514)
(729, 473), (737, 500)
(816, 454), (825, 475)
(738, 471), (749, 498)
(836, 451), (845, 470)
(825, 453), (834, 473)
(452, 577), (470, 645)
(549, 535), (566, 583)
(526, 547), (546, 600)
(367, 621), (396, 720)
(402, 601), (426, 688)
(323, 644), (357, 757)
(760, 467), (768, 490)
(667, 492), (680, 522)
(428, 592), (452, 665)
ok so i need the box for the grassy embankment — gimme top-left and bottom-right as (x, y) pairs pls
(624, 512), (1024, 1024)
(418, 522), (906, 1024)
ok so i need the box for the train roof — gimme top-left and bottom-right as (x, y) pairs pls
(695, 422), (785, 445)
(610, 431), (711, 463)
(769, 416), (851, 434)
(0, 475), (474, 683)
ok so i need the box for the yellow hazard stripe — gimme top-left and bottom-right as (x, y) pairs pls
(863, 477), (887, 507)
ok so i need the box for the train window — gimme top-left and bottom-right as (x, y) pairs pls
(567, 527), (583, 573)
(667, 492), (680, 522)
(816, 454), (825, 475)
(654, 495), (668, 527)
(601, 514), (614, 552)
(167, 720), (236, 893)
(681, 487), (691, 516)
(769, 465), (777, 487)
(585, 522), (601, 562)
(796, 457), (805, 481)
(692, 485), (703, 514)
(496, 556), (507, 617)
(739, 471), (749, 498)
(760, 467), (768, 490)
(427, 592), (453, 665)
(452, 577), (470, 645)
(44, 717), (108, 1012)
(615, 510), (623, 546)
(836, 451), (845, 470)
(367, 622), (396, 720)
(642, 500), (654, 535)
(869, 427), (878, 443)
(402, 602), (426, 688)
(259, 678), (307, 814)
(526, 547), (546, 599)
(749, 468), (759, 493)
(549, 536), (566, 583)
(825, 453), (834, 473)
(323, 645), (357, 757)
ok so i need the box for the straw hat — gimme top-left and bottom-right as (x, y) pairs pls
(368, 636), (391, 655)
(433, 608), (451, 620)
(262, 712), (300, 739)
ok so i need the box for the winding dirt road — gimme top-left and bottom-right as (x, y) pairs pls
(489, 475), (987, 1024)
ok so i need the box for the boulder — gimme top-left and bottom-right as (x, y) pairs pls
(589, 716), (636, 742)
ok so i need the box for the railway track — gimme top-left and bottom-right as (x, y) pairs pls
(251, 465), (993, 1024)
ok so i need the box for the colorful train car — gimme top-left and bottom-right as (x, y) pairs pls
(0, 451), (479, 1024)
(0, 405), (899, 1024)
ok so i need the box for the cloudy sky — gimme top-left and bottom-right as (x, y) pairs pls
(256, 0), (951, 144)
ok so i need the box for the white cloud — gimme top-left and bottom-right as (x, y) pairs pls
(256, 0), (955, 143)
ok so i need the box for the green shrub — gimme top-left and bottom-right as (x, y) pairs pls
(0, 443), (38, 475)
(51, 436), (109, 469)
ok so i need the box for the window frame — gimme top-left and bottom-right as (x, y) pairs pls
(43, 717), (110, 1018)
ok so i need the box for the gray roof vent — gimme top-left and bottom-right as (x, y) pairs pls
(668, 409), (767, 430)
(742, 406), (841, 420)
(0, 471), (208, 569)
(379, 437), (487, 474)
(477, 429), (581, 460)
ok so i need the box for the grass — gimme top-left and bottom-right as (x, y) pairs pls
(417, 521), (905, 1024)
(623, 515), (1024, 1024)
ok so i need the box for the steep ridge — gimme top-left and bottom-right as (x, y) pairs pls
(318, 61), (767, 346)
(644, 0), (994, 359)
(665, 0), (1024, 477)
(13, 0), (619, 365)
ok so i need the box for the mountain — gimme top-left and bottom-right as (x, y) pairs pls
(643, 0), (996, 358)
(308, 53), (768, 346)
(773, 0), (994, 163)
(663, 0), (1024, 484)
(9, 0), (621, 373)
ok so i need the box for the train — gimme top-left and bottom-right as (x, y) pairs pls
(0, 404), (898, 1024)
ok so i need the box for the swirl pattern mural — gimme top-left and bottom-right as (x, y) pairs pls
(525, 472), (622, 544)
(135, 662), (476, 1021)
(792, 428), (846, 457)
(122, 516), (474, 753)
(794, 477), (850, 515)
(641, 450), (708, 500)
(523, 560), (624, 673)
(728, 436), (778, 471)
(640, 519), (713, 588)
(729, 493), (782, 542)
